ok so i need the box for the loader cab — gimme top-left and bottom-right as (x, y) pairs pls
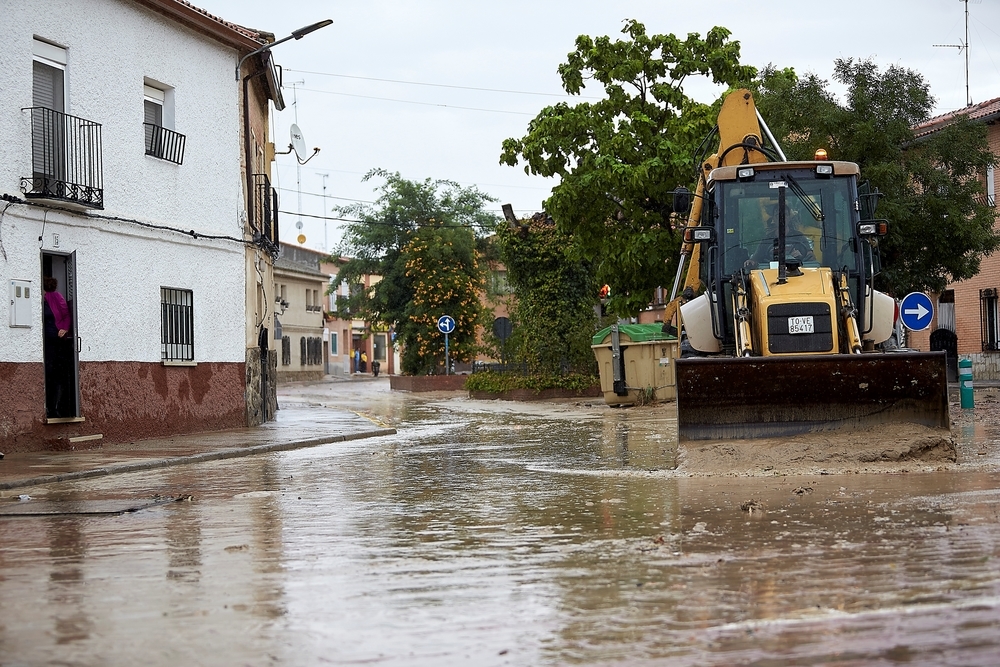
(701, 161), (878, 350)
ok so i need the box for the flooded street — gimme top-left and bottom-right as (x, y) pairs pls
(2, 381), (1000, 666)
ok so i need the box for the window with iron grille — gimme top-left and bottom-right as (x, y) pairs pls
(309, 337), (323, 365)
(161, 287), (193, 361)
(981, 288), (999, 351)
(143, 83), (185, 165)
(300, 336), (307, 366)
(281, 336), (291, 365)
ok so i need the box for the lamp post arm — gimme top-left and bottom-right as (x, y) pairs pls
(235, 33), (296, 81)
(234, 19), (332, 80)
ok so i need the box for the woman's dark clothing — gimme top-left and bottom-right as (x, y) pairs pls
(43, 300), (73, 418)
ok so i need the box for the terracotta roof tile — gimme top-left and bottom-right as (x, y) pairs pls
(912, 96), (1000, 137)
(170, 0), (263, 40)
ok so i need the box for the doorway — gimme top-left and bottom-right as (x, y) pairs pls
(42, 251), (80, 419)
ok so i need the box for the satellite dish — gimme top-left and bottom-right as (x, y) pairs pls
(289, 124), (308, 162)
(297, 234), (307, 244)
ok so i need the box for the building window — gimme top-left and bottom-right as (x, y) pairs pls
(330, 331), (338, 355)
(143, 81), (185, 164)
(300, 336), (307, 365)
(988, 164), (996, 208)
(938, 289), (955, 333)
(161, 287), (194, 361)
(373, 333), (387, 362)
(981, 289), (999, 351)
(33, 39), (65, 114)
(488, 270), (511, 296)
(281, 336), (291, 365)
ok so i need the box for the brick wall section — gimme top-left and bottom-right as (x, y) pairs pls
(908, 121), (1000, 377)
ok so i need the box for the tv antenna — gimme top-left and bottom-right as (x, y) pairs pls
(934, 0), (980, 107)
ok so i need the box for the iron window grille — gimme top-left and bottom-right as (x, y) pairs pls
(143, 123), (186, 165)
(21, 106), (104, 209)
(161, 287), (194, 361)
(251, 174), (279, 251)
(981, 288), (999, 351)
(281, 336), (291, 365)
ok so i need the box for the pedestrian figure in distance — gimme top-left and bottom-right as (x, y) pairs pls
(360, 351), (368, 374)
(354, 348), (360, 373)
(372, 360), (380, 377)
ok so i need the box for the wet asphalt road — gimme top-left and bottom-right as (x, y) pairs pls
(1, 380), (999, 666)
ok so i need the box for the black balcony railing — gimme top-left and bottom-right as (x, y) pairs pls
(21, 107), (104, 209)
(251, 173), (279, 250)
(144, 123), (186, 165)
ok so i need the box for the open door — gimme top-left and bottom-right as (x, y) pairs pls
(42, 251), (80, 419)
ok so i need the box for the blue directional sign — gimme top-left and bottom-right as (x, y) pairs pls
(437, 315), (456, 334)
(899, 292), (934, 332)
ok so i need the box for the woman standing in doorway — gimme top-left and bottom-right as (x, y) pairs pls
(43, 277), (72, 417)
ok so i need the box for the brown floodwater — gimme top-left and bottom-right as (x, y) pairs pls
(1, 382), (999, 666)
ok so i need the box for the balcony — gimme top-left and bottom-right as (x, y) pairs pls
(251, 173), (279, 251)
(144, 123), (186, 165)
(21, 107), (104, 209)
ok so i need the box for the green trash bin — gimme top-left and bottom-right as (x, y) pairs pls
(591, 324), (678, 405)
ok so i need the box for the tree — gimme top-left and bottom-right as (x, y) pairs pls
(500, 20), (756, 316)
(495, 214), (597, 375)
(400, 223), (485, 375)
(333, 170), (498, 374)
(754, 59), (1000, 296)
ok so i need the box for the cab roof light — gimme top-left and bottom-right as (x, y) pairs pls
(737, 166), (755, 182)
(683, 226), (716, 244)
(814, 148), (829, 160)
(815, 163), (834, 178)
(857, 221), (889, 237)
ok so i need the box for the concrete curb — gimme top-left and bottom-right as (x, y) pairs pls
(0, 427), (397, 491)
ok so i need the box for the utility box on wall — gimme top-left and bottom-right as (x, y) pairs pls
(9, 280), (32, 327)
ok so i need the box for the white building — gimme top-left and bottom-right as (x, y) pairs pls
(1, 0), (283, 451)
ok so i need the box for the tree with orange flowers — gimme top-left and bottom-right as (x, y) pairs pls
(332, 169), (497, 374)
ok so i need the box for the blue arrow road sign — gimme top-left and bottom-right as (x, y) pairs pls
(899, 292), (934, 331)
(437, 315), (456, 334)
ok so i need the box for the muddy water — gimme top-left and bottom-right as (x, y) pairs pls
(2, 385), (1000, 665)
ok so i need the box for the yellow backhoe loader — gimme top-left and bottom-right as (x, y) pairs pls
(668, 90), (949, 441)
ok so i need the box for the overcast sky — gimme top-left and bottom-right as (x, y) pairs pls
(194, 0), (1000, 253)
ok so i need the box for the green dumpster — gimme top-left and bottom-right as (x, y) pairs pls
(591, 324), (679, 405)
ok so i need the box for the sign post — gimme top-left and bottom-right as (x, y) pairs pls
(437, 315), (456, 375)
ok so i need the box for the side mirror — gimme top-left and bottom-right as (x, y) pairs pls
(672, 187), (691, 214)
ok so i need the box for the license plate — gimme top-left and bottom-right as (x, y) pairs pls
(788, 315), (814, 334)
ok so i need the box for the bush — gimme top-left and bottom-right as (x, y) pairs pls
(464, 371), (598, 394)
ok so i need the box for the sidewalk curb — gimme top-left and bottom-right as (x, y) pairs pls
(0, 427), (397, 491)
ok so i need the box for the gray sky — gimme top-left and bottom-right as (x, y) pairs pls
(195, 0), (1000, 253)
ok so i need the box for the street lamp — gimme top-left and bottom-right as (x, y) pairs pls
(239, 19), (331, 424)
(234, 19), (333, 81)
(241, 18), (331, 250)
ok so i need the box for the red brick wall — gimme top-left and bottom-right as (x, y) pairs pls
(907, 122), (1000, 377)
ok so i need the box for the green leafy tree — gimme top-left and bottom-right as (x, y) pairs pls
(754, 59), (1000, 295)
(333, 169), (498, 374)
(500, 20), (756, 316)
(495, 214), (598, 375)
(401, 224), (485, 375)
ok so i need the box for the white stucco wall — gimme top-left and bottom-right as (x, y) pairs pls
(1, 0), (244, 232)
(0, 0), (248, 364)
(2, 206), (245, 364)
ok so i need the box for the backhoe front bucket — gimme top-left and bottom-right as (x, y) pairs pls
(675, 352), (950, 441)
